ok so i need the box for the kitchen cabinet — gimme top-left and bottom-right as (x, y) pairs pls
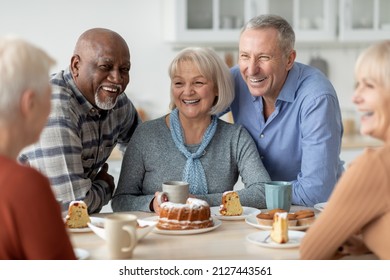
(261, 0), (337, 42)
(163, 0), (247, 46)
(162, 0), (337, 46)
(339, 0), (390, 41)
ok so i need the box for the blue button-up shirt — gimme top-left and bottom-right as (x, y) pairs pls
(230, 62), (344, 206)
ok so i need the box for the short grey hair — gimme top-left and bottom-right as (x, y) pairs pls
(0, 36), (56, 119)
(168, 47), (234, 115)
(242, 14), (295, 57)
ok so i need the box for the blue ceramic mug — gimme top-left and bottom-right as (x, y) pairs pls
(265, 181), (292, 212)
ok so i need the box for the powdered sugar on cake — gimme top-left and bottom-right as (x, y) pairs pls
(157, 198), (213, 230)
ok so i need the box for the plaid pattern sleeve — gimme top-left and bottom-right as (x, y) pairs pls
(19, 68), (140, 213)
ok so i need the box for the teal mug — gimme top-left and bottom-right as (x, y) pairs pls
(265, 181), (292, 212)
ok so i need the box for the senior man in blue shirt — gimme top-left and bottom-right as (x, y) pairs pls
(229, 15), (344, 206)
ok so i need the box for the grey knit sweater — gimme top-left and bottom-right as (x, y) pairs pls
(112, 116), (270, 212)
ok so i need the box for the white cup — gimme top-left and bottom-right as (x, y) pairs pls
(105, 213), (137, 259)
(157, 181), (189, 204)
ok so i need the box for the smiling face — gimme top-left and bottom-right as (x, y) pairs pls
(353, 41), (390, 142)
(171, 60), (217, 122)
(353, 73), (390, 141)
(71, 30), (130, 110)
(238, 28), (295, 102)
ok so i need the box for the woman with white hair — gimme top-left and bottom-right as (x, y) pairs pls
(112, 47), (270, 213)
(300, 40), (390, 260)
(0, 36), (76, 259)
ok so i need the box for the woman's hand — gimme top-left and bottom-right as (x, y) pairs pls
(152, 191), (168, 215)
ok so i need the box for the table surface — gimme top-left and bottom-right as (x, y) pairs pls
(69, 206), (377, 260)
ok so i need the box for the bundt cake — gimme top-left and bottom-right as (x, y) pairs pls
(64, 201), (91, 228)
(157, 197), (213, 230)
(219, 191), (243, 216)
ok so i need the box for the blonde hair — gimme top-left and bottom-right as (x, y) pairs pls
(0, 36), (56, 119)
(168, 47), (234, 115)
(355, 40), (390, 90)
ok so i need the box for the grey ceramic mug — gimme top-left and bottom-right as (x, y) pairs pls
(157, 181), (189, 204)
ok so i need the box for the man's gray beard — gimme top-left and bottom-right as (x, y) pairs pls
(95, 94), (117, 110)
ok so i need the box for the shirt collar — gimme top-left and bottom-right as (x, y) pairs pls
(63, 67), (106, 117)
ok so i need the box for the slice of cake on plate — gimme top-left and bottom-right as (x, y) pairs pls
(270, 212), (289, 244)
(219, 191), (243, 216)
(64, 200), (91, 228)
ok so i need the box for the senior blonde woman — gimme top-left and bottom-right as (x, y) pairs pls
(112, 47), (270, 213)
(300, 40), (390, 260)
(0, 36), (75, 259)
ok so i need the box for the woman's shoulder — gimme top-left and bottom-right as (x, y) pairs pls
(1, 159), (50, 196)
(347, 146), (390, 180)
(131, 115), (168, 139)
(217, 118), (245, 131)
(138, 115), (166, 129)
(216, 118), (251, 139)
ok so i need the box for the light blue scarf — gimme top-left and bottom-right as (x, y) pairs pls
(169, 108), (217, 194)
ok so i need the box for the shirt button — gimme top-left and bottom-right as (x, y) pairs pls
(260, 134), (264, 138)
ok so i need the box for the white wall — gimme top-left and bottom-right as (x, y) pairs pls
(0, 0), (370, 119)
(0, 0), (175, 119)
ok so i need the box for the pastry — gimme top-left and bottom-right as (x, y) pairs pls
(64, 201), (91, 228)
(295, 209), (315, 226)
(287, 213), (297, 226)
(157, 198), (213, 230)
(270, 212), (289, 244)
(268, 208), (287, 217)
(256, 212), (273, 226)
(219, 191), (243, 216)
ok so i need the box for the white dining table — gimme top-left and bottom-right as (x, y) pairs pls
(68, 206), (377, 260)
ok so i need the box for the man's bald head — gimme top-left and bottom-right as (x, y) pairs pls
(73, 28), (129, 56)
(70, 28), (131, 109)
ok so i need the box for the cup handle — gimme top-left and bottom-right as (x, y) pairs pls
(121, 225), (137, 253)
(156, 192), (168, 205)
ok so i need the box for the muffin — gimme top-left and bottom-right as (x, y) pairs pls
(256, 212), (273, 226)
(287, 213), (298, 226)
(295, 210), (315, 226)
(268, 208), (287, 217)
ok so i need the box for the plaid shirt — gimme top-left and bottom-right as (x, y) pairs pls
(20, 68), (140, 213)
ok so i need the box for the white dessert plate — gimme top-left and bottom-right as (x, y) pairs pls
(65, 217), (104, 233)
(246, 230), (305, 249)
(210, 206), (261, 221)
(74, 248), (90, 260)
(87, 217), (157, 241)
(314, 202), (327, 212)
(141, 216), (222, 235)
(245, 214), (310, 231)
